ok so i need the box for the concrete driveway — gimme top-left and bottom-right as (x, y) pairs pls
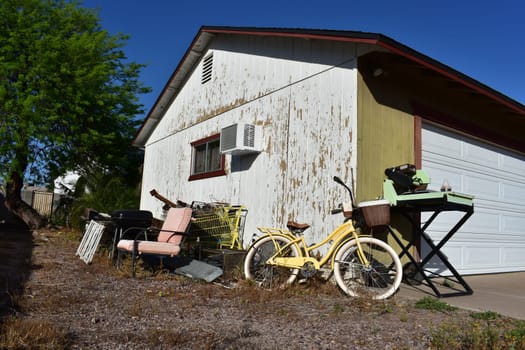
(399, 271), (525, 320)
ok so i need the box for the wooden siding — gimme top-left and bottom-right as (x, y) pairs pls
(141, 36), (359, 247)
(356, 62), (416, 260)
(356, 69), (415, 203)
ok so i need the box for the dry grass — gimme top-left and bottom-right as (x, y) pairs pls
(0, 317), (69, 349)
(2, 227), (525, 349)
(429, 317), (525, 350)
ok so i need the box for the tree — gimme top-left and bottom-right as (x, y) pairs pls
(0, 0), (150, 229)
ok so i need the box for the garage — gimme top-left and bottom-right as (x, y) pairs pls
(421, 123), (525, 275)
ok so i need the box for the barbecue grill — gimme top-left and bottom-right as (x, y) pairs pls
(110, 210), (153, 260)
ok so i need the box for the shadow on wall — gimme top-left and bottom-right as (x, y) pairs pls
(230, 153), (258, 172)
(0, 193), (34, 321)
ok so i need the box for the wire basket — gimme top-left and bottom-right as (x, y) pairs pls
(190, 203), (247, 250)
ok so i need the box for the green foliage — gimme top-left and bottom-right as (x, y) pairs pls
(429, 318), (525, 349)
(470, 310), (500, 321)
(508, 321), (525, 346)
(415, 296), (457, 312)
(0, 0), (150, 186)
(69, 171), (140, 229)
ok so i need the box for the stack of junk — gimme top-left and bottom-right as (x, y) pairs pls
(76, 189), (248, 283)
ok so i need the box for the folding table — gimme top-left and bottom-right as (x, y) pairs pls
(382, 164), (475, 297)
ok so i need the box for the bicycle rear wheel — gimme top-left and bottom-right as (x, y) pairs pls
(244, 235), (300, 289)
(333, 237), (402, 300)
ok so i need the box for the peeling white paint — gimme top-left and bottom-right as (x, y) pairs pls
(141, 35), (359, 250)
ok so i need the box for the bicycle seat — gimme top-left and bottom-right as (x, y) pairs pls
(286, 221), (310, 232)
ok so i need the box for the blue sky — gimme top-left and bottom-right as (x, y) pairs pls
(82, 0), (525, 121)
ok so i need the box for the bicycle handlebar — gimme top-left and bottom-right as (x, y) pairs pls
(331, 208), (343, 215)
(333, 175), (355, 207)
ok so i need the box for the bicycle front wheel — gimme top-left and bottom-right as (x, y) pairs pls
(333, 237), (402, 300)
(244, 235), (300, 289)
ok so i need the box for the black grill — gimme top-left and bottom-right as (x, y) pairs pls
(111, 210), (153, 229)
(110, 210), (153, 261)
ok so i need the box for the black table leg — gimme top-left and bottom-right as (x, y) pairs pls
(388, 208), (474, 297)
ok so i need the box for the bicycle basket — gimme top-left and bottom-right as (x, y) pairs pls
(358, 200), (390, 227)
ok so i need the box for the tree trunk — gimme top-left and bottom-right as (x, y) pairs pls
(4, 172), (47, 230)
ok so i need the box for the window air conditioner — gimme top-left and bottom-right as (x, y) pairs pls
(220, 123), (262, 155)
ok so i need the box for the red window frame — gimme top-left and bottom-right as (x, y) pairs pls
(188, 133), (226, 181)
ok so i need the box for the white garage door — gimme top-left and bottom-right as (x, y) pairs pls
(422, 123), (525, 275)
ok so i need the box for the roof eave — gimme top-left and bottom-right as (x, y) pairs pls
(132, 29), (215, 147)
(132, 26), (525, 148)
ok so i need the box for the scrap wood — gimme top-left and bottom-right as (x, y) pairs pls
(149, 189), (188, 208)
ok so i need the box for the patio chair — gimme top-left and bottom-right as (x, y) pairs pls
(116, 207), (193, 277)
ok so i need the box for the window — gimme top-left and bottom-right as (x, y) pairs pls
(189, 133), (226, 180)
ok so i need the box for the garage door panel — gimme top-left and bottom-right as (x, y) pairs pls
(425, 232), (511, 245)
(423, 165), (463, 192)
(464, 246), (500, 268)
(422, 209), (506, 237)
(445, 245), (525, 274)
(464, 175), (500, 200)
(502, 246), (525, 267)
(424, 130), (462, 157)
(467, 210), (500, 234)
(464, 142), (500, 167)
(422, 244), (462, 274)
(422, 211), (471, 232)
(423, 242), (525, 274)
(502, 214), (525, 235)
(502, 183), (525, 204)
(422, 123), (525, 275)
(502, 154), (525, 177)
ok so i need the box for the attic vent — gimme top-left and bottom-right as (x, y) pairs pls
(201, 53), (213, 84)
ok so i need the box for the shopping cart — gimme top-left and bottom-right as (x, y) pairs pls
(190, 203), (248, 250)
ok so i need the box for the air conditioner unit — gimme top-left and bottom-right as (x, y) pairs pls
(220, 123), (262, 155)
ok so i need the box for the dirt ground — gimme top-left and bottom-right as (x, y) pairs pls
(0, 222), (520, 349)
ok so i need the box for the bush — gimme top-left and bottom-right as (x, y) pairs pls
(69, 174), (140, 229)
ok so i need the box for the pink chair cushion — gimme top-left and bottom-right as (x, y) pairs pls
(116, 207), (193, 257)
(157, 207), (193, 244)
(117, 240), (181, 256)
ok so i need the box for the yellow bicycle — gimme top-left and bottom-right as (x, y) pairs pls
(244, 176), (402, 300)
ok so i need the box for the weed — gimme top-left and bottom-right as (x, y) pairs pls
(60, 228), (83, 243)
(332, 304), (344, 313)
(429, 321), (462, 349)
(126, 299), (145, 317)
(442, 278), (455, 288)
(507, 321), (525, 348)
(244, 278), (256, 287)
(379, 303), (394, 314)
(415, 296), (457, 312)
(104, 294), (115, 308)
(225, 265), (244, 280)
(6, 225), (525, 349)
(0, 316), (70, 349)
(429, 317), (525, 349)
(470, 310), (500, 320)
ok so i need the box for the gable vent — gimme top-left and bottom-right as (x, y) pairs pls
(201, 53), (213, 84)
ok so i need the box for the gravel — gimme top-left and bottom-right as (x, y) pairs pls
(1, 226), (479, 349)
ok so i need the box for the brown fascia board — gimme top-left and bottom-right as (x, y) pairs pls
(131, 29), (214, 148)
(132, 26), (525, 148)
